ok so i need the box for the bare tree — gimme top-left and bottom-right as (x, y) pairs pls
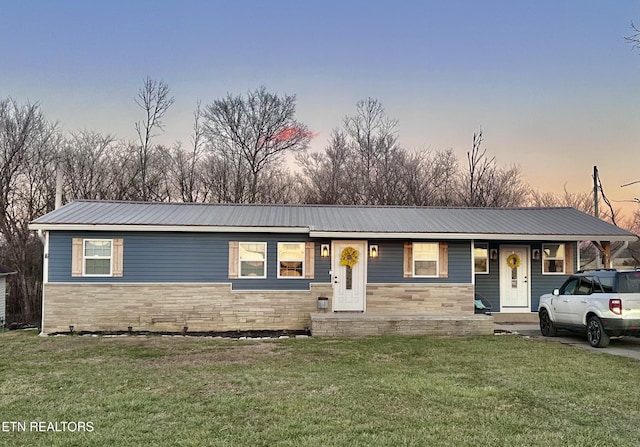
(461, 130), (494, 206)
(403, 149), (459, 206)
(458, 129), (527, 207)
(0, 98), (60, 324)
(61, 131), (122, 200)
(344, 98), (405, 204)
(528, 186), (593, 213)
(134, 76), (175, 201)
(203, 86), (312, 203)
(260, 165), (300, 204)
(163, 103), (208, 203)
(297, 130), (353, 204)
(298, 99), (463, 207)
(628, 209), (640, 235)
(626, 22), (640, 52)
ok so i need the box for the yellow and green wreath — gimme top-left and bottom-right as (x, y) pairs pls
(506, 253), (521, 269)
(340, 247), (359, 268)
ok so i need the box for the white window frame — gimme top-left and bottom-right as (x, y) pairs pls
(83, 239), (113, 277)
(474, 242), (489, 274)
(238, 242), (267, 279)
(542, 243), (565, 275)
(277, 242), (305, 279)
(412, 242), (439, 278)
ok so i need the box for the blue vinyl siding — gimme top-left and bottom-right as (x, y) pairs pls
(529, 241), (575, 311)
(474, 245), (501, 311)
(367, 240), (471, 284)
(50, 231), (575, 300)
(49, 231), (331, 290)
(474, 241), (576, 312)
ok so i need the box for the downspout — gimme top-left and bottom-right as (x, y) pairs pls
(36, 229), (48, 335)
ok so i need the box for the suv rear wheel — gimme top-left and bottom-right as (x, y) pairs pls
(587, 316), (610, 348)
(539, 309), (557, 337)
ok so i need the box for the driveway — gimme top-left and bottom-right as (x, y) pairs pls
(495, 323), (640, 361)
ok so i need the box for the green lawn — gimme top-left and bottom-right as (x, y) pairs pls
(0, 330), (638, 447)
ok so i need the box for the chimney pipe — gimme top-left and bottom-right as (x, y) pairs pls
(55, 166), (63, 210)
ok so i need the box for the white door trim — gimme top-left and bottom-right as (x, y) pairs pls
(331, 240), (367, 312)
(499, 245), (531, 313)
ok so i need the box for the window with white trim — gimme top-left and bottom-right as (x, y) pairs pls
(277, 243), (305, 278)
(239, 242), (267, 278)
(84, 239), (113, 276)
(542, 243), (565, 274)
(474, 242), (489, 274)
(413, 242), (439, 277)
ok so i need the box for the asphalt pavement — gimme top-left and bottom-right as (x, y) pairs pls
(494, 323), (640, 361)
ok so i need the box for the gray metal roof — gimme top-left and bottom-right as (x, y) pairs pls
(29, 200), (637, 241)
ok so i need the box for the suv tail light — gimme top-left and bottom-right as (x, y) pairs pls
(609, 298), (622, 315)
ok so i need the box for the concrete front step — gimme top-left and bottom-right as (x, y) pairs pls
(310, 313), (494, 337)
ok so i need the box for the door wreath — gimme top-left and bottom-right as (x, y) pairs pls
(506, 253), (521, 269)
(340, 247), (359, 268)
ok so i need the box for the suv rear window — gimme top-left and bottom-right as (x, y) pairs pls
(617, 272), (640, 293)
(598, 277), (615, 293)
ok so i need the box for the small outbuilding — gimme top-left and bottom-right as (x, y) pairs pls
(0, 264), (17, 328)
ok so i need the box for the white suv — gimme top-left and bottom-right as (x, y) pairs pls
(538, 269), (640, 347)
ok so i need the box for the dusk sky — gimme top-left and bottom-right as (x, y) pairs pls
(1, 1), (639, 216)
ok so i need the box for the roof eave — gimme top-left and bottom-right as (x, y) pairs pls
(308, 231), (639, 242)
(28, 223), (638, 242)
(27, 223), (311, 234)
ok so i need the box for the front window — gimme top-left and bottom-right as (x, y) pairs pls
(474, 243), (489, 274)
(542, 243), (565, 274)
(239, 242), (267, 278)
(84, 239), (112, 276)
(413, 242), (438, 277)
(278, 243), (305, 278)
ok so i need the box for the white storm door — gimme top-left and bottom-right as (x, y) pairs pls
(500, 246), (530, 312)
(332, 241), (367, 311)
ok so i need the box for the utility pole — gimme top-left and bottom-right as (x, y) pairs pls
(593, 166), (599, 218)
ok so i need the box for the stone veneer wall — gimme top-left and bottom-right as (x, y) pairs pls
(41, 282), (474, 334)
(42, 283), (332, 334)
(366, 283), (474, 314)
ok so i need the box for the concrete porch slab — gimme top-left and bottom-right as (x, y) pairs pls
(310, 313), (494, 337)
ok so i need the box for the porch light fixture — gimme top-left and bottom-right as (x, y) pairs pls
(369, 245), (379, 258)
(321, 244), (330, 258)
(490, 249), (498, 261)
(532, 249), (540, 261)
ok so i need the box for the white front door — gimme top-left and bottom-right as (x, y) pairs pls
(500, 246), (530, 312)
(332, 241), (367, 311)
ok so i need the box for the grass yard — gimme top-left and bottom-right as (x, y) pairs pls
(0, 331), (639, 447)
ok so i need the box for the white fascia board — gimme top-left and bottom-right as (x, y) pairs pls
(28, 224), (310, 234)
(308, 231), (638, 242)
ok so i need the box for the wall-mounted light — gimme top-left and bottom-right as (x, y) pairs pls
(532, 249), (540, 261)
(490, 249), (498, 261)
(321, 244), (330, 258)
(369, 245), (379, 258)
